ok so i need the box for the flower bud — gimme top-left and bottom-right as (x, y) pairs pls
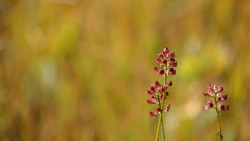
(162, 59), (167, 64)
(218, 86), (223, 92)
(156, 107), (161, 112)
(164, 104), (170, 112)
(203, 105), (209, 110)
(163, 48), (169, 54)
(219, 104), (226, 111)
(207, 99), (214, 108)
(157, 86), (165, 93)
(165, 92), (169, 97)
(149, 112), (157, 117)
(158, 69), (165, 75)
(170, 52), (176, 58)
(166, 81), (173, 86)
(203, 92), (209, 97)
(147, 90), (153, 95)
(154, 67), (159, 72)
(152, 81), (161, 87)
(167, 68), (176, 75)
(159, 94), (163, 99)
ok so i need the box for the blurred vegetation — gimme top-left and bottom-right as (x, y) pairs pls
(0, 0), (250, 140)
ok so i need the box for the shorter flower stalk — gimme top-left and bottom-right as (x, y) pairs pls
(203, 84), (230, 140)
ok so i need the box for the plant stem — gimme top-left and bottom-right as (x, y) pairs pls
(160, 72), (167, 141)
(155, 111), (162, 141)
(156, 92), (162, 141)
(161, 116), (165, 141)
(214, 97), (222, 141)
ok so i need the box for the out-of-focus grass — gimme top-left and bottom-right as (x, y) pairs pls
(0, 0), (250, 140)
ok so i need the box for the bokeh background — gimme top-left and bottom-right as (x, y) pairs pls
(0, 0), (250, 140)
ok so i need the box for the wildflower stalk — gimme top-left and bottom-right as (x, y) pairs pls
(203, 84), (228, 140)
(147, 47), (176, 141)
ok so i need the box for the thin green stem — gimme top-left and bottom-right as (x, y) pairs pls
(214, 97), (223, 141)
(155, 113), (162, 141)
(160, 72), (167, 141)
(161, 116), (165, 141)
(156, 94), (162, 141)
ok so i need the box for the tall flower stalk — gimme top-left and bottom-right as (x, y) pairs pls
(147, 47), (177, 141)
(203, 84), (230, 141)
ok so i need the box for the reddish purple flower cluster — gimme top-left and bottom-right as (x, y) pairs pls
(203, 84), (229, 111)
(147, 81), (171, 117)
(147, 47), (177, 117)
(154, 48), (177, 76)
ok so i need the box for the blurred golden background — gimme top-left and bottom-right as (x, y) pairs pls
(0, 0), (250, 140)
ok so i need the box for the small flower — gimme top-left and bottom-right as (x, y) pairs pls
(203, 105), (209, 110)
(156, 107), (161, 112)
(217, 93), (223, 101)
(158, 69), (165, 75)
(213, 85), (218, 92)
(165, 92), (169, 97)
(147, 90), (153, 95)
(170, 52), (176, 58)
(218, 104), (229, 111)
(223, 95), (227, 101)
(147, 98), (158, 104)
(207, 99), (214, 108)
(150, 86), (156, 92)
(163, 47), (169, 54)
(203, 92), (209, 97)
(161, 59), (167, 64)
(218, 86), (223, 92)
(169, 58), (175, 62)
(154, 67), (159, 72)
(207, 90), (214, 96)
(158, 53), (164, 58)
(166, 58), (177, 67)
(152, 81), (161, 87)
(151, 98), (157, 103)
(159, 94), (163, 99)
(156, 57), (161, 62)
(157, 86), (165, 93)
(149, 112), (157, 117)
(218, 104), (226, 111)
(208, 84), (213, 90)
(164, 104), (170, 112)
(217, 93), (222, 97)
(147, 99), (152, 104)
(217, 93), (227, 102)
(167, 68), (176, 75)
(166, 81), (172, 86)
